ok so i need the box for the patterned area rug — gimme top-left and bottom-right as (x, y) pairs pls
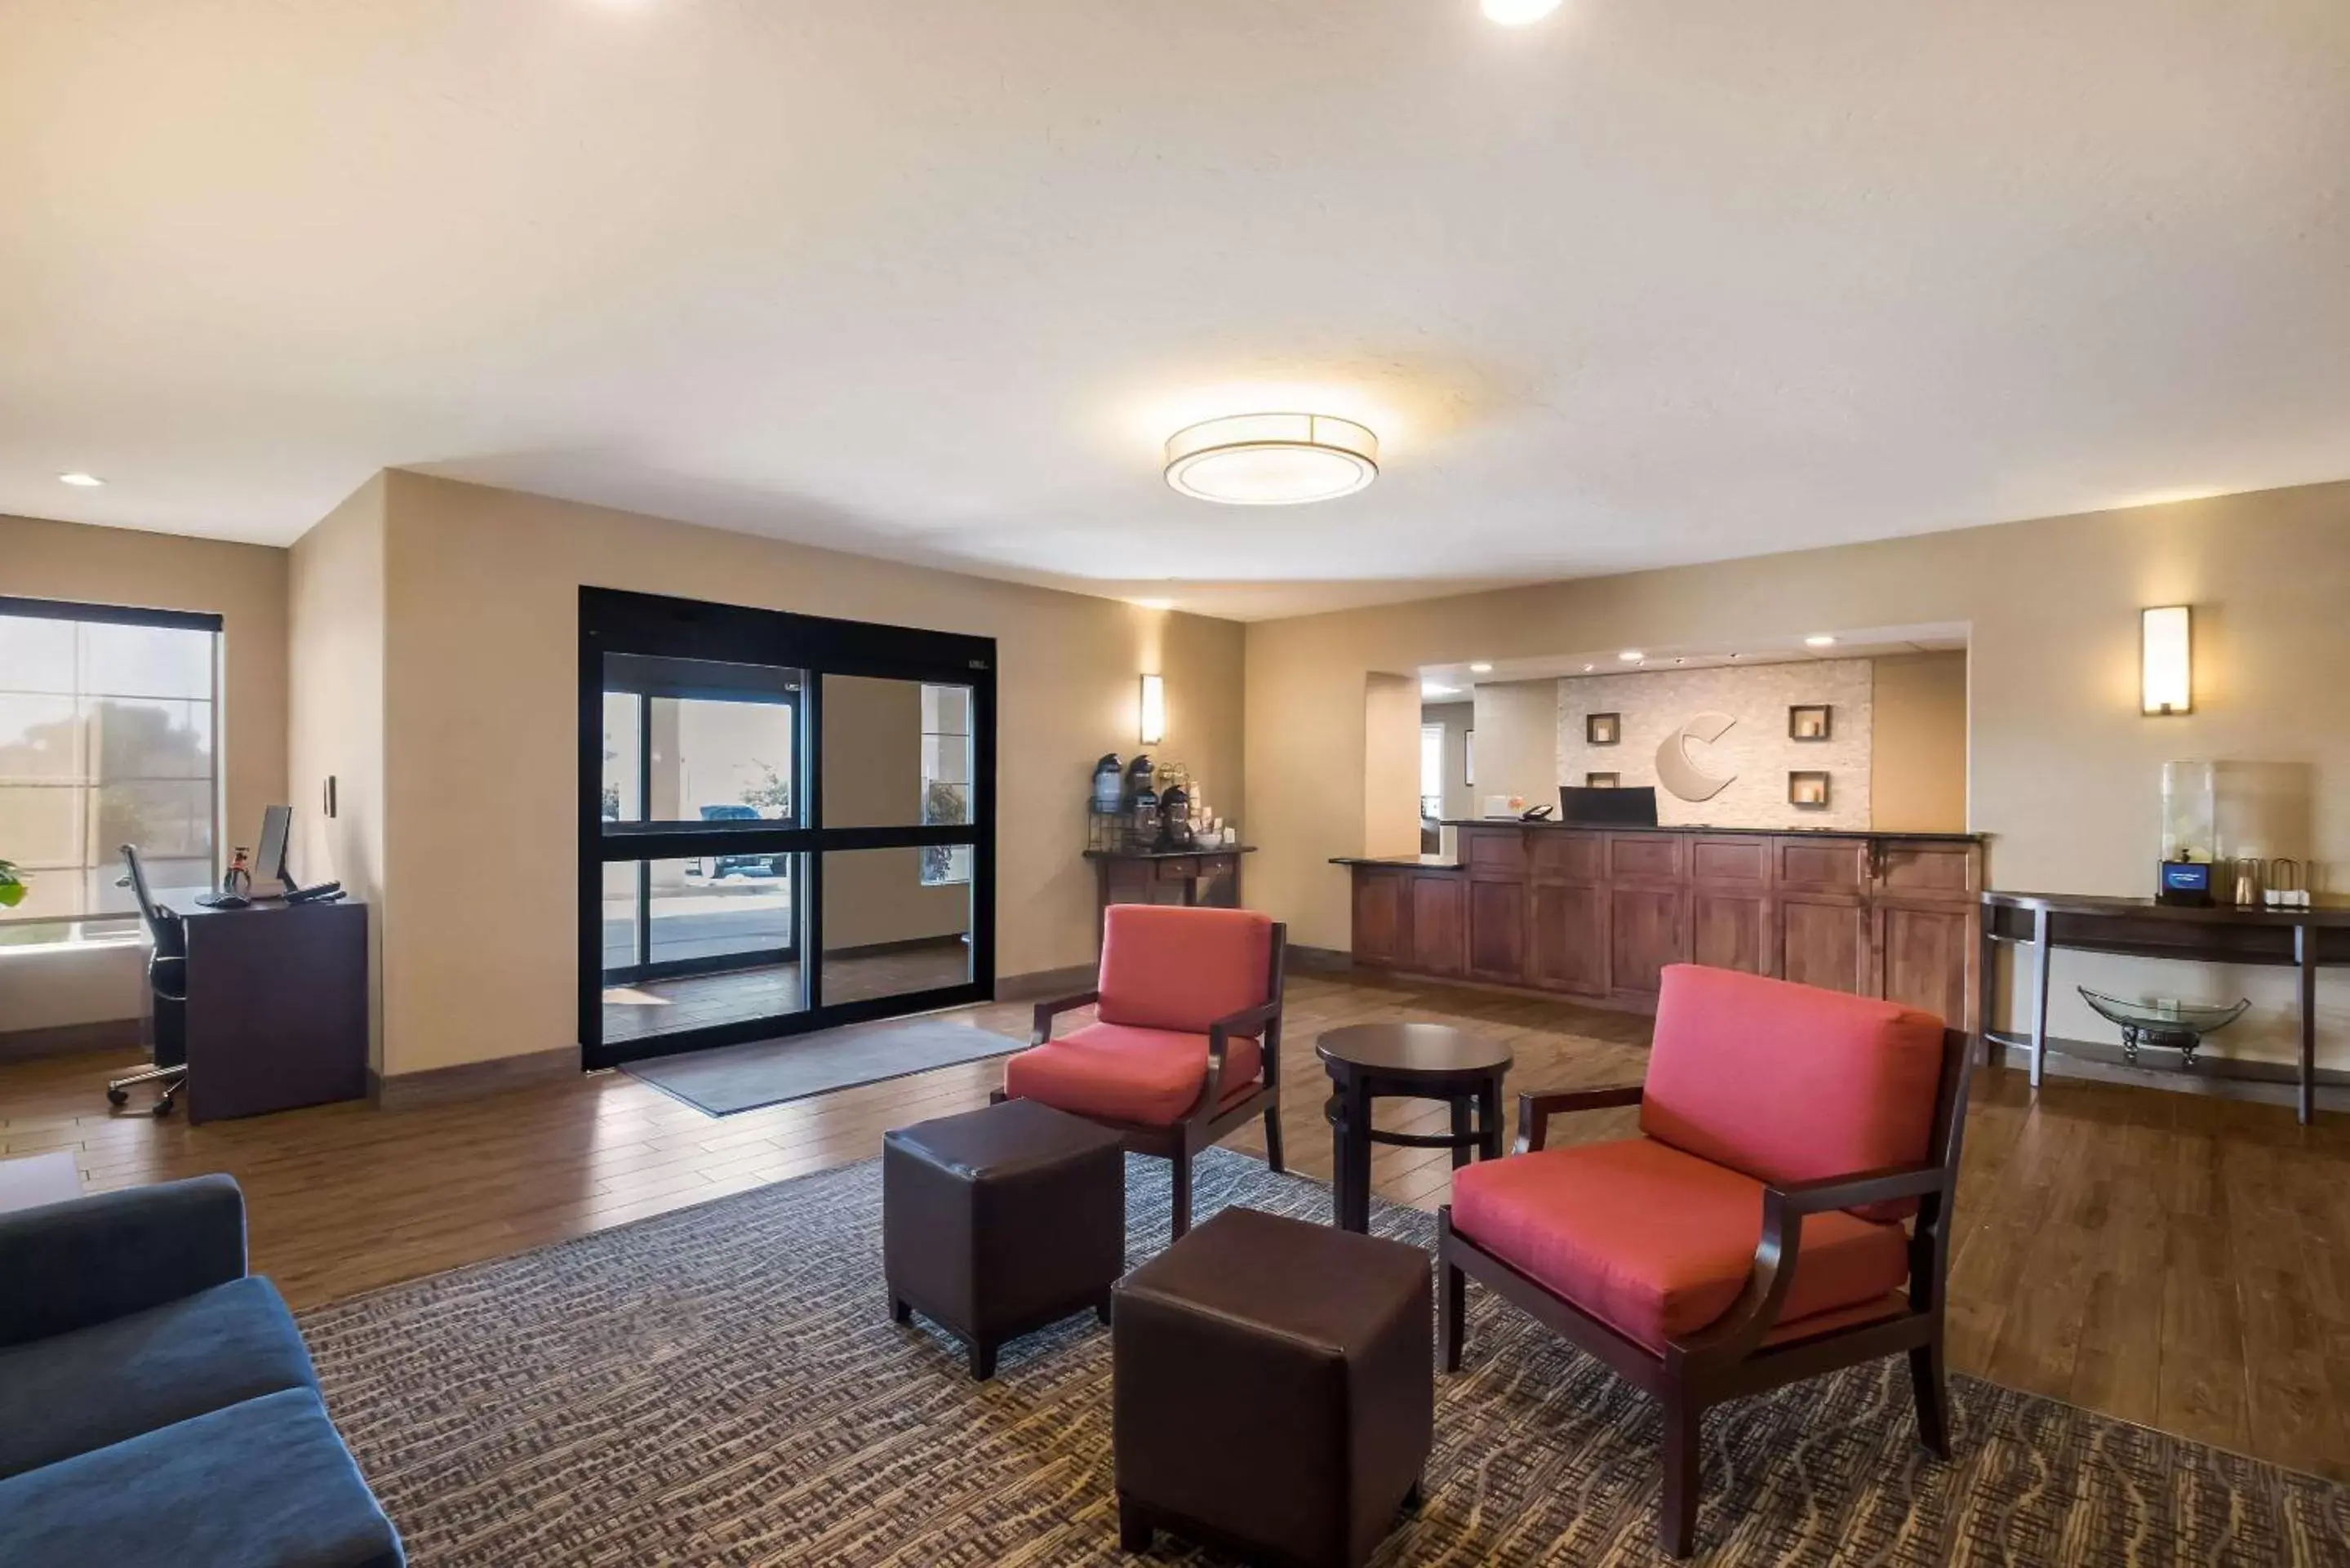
(298, 1149), (2350, 1566)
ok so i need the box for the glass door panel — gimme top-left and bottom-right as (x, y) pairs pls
(821, 675), (975, 829)
(600, 855), (807, 1046)
(819, 846), (973, 1008)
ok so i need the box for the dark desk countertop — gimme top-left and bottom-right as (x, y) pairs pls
(1084, 846), (1255, 861)
(1439, 820), (1985, 842)
(1328, 855), (1465, 870)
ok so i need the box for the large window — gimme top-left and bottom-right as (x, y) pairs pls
(1420, 722), (1445, 820)
(0, 598), (220, 923)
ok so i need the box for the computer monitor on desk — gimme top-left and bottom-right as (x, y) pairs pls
(255, 803), (292, 895)
(250, 804), (342, 903)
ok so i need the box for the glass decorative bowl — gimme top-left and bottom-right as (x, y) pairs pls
(2077, 988), (2250, 1068)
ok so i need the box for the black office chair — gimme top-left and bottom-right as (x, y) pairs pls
(107, 844), (189, 1117)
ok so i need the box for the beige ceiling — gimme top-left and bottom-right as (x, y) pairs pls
(3, 2), (2347, 620)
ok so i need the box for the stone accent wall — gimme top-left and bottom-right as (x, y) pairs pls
(1555, 659), (1873, 829)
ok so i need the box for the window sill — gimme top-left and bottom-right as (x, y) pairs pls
(0, 920), (144, 955)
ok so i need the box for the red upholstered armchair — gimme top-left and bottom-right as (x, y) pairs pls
(1437, 963), (1970, 1558)
(998, 905), (1286, 1239)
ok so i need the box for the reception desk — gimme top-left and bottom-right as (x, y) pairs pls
(1335, 824), (1984, 1027)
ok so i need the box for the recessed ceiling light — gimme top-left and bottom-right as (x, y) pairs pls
(1805, 634), (1837, 647)
(1673, 658), (1686, 665)
(1164, 413), (1378, 506)
(1582, 664), (1596, 673)
(1468, 662), (1493, 673)
(57, 472), (104, 487)
(1482, 0), (1563, 24)
(1617, 651), (1643, 663)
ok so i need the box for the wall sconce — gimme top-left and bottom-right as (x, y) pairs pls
(1139, 673), (1166, 745)
(2141, 605), (2192, 715)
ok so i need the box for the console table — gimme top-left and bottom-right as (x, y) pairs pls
(1980, 890), (2350, 1124)
(1084, 846), (1255, 937)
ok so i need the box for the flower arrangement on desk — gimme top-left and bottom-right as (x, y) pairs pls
(0, 859), (25, 909)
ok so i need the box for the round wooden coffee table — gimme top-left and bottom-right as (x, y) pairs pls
(1314, 1024), (1514, 1233)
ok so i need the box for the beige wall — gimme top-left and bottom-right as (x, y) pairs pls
(1466, 680), (1561, 814)
(1871, 651), (1968, 833)
(0, 513), (289, 1034)
(287, 475), (389, 1066)
(1246, 479), (2350, 1065)
(372, 471), (1245, 1077)
(1362, 673), (1423, 860)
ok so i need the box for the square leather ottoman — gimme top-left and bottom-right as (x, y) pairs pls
(883, 1097), (1126, 1379)
(1113, 1206), (1433, 1568)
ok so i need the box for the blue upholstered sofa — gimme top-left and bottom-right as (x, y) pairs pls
(0, 1175), (402, 1567)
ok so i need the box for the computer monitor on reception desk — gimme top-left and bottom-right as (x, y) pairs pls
(1559, 784), (1659, 827)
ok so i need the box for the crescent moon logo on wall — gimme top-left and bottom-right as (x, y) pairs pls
(1655, 711), (1739, 802)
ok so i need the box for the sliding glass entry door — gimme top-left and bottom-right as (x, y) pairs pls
(580, 589), (994, 1069)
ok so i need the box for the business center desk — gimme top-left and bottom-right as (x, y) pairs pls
(155, 890), (369, 1124)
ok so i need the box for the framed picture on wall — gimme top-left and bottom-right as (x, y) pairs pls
(1586, 712), (1621, 746)
(1788, 771), (1831, 809)
(1789, 704), (1832, 741)
(1586, 771), (1619, 788)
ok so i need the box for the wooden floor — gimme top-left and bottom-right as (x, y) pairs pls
(6, 970), (2349, 1484)
(601, 939), (973, 1042)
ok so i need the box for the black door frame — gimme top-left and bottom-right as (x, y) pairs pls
(579, 587), (997, 1071)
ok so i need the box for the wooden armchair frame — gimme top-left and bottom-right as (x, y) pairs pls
(1437, 1025), (1973, 1557)
(996, 922), (1287, 1239)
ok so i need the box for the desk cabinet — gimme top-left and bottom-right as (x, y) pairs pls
(1348, 864), (1467, 976)
(160, 895), (369, 1125)
(1465, 879), (1526, 982)
(1339, 828), (1983, 1027)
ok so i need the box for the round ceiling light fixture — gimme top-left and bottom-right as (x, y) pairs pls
(1482, 0), (1563, 24)
(58, 472), (104, 487)
(1164, 413), (1379, 506)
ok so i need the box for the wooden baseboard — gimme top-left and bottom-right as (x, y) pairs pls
(369, 1045), (579, 1112)
(1286, 944), (1356, 975)
(994, 963), (1095, 1002)
(0, 1017), (144, 1064)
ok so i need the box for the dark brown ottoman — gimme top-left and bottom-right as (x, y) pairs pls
(883, 1096), (1126, 1380)
(1113, 1206), (1433, 1568)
